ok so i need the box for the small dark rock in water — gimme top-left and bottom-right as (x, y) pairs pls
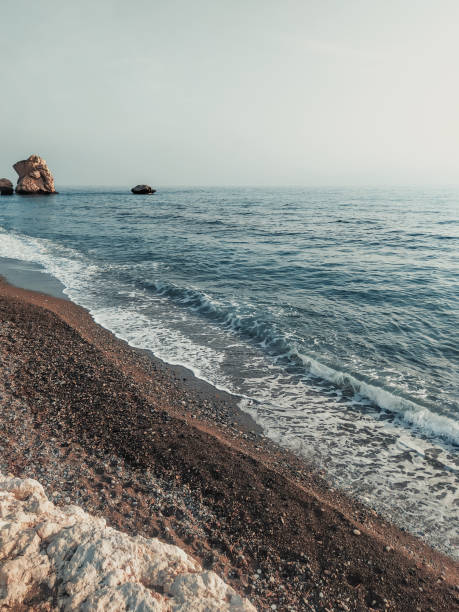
(131, 184), (156, 194)
(0, 179), (13, 196)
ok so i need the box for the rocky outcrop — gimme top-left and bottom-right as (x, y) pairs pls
(0, 179), (13, 196)
(13, 154), (57, 194)
(131, 184), (156, 194)
(0, 472), (255, 611)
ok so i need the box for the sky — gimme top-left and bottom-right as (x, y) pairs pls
(1, 0), (459, 186)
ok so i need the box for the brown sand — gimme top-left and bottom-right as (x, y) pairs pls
(0, 277), (457, 611)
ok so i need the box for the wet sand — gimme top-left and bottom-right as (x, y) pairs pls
(0, 276), (457, 611)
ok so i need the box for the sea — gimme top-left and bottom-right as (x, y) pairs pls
(0, 186), (457, 557)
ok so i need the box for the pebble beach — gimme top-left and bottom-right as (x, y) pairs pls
(0, 274), (457, 611)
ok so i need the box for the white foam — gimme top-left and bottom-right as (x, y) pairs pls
(299, 352), (459, 446)
(0, 226), (99, 295)
(90, 304), (236, 396)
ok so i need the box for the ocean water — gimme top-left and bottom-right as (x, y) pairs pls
(0, 187), (457, 557)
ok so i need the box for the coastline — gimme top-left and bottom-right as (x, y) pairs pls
(0, 270), (457, 611)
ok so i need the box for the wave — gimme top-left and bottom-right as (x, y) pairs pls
(147, 280), (459, 446)
(0, 227), (99, 294)
(298, 355), (459, 446)
(151, 280), (289, 351)
(1, 225), (458, 447)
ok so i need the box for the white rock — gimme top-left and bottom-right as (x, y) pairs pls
(0, 472), (255, 611)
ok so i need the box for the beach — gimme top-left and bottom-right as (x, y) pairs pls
(0, 273), (457, 611)
(3, 0), (459, 608)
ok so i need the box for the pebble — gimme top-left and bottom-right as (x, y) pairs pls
(353, 529), (361, 536)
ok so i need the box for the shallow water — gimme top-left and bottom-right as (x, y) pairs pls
(0, 186), (457, 556)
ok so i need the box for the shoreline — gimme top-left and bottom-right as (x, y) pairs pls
(0, 272), (458, 610)
(0, 256), (261, 436)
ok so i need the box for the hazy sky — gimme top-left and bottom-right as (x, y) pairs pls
(2, 0), (459, 186)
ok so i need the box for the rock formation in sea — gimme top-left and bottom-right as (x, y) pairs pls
(0, 179), (13, 196)
(0, 472), (255, 611)
(131, 184), (156, 194)
(13, 154), (57, 194)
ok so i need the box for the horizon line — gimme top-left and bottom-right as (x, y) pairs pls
(42, 183), (459, 190)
